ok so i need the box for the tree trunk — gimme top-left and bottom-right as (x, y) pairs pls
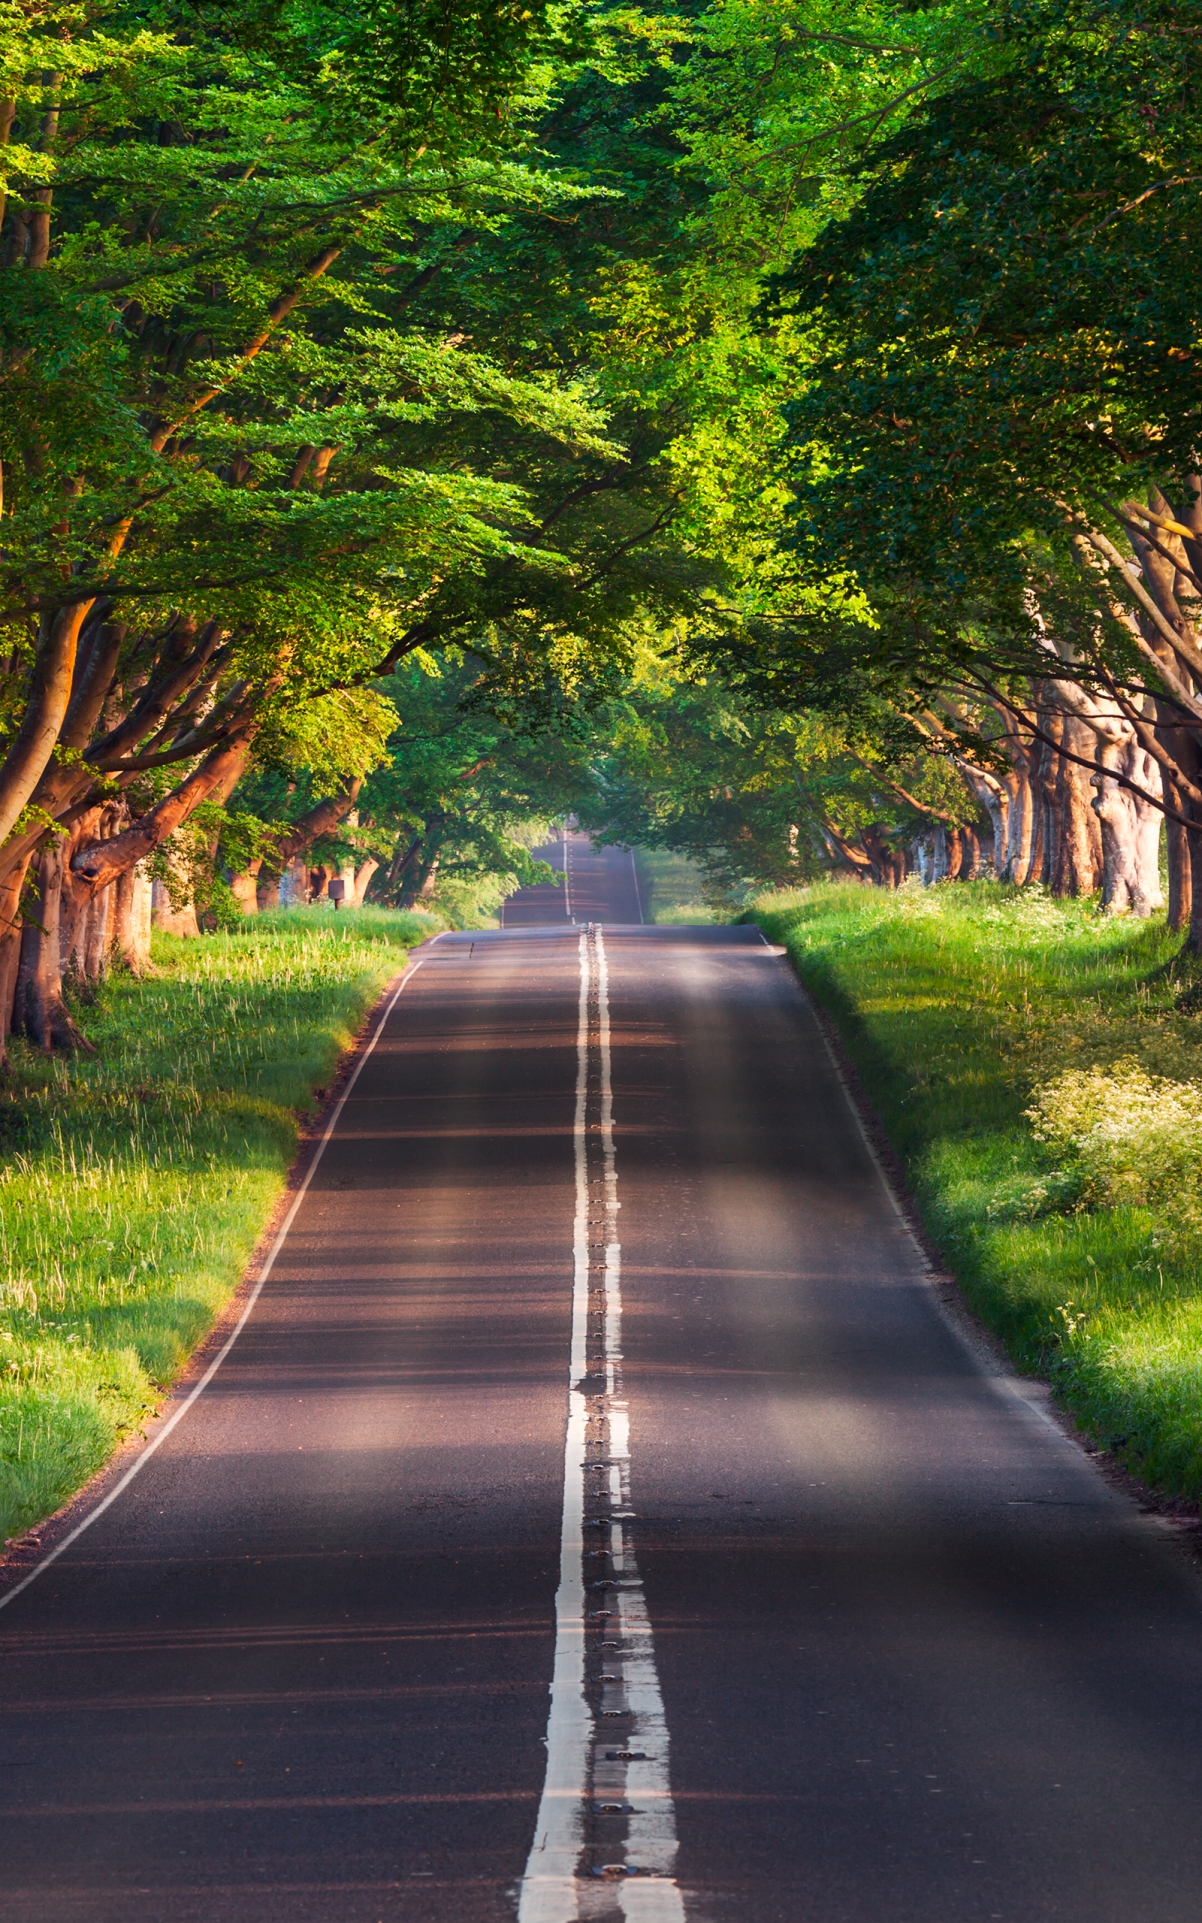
(385, 831), (424, 902)
(398, 837), (445, 909)
(112, 864), (153, 972)
(352, 857), (380, 905)
(152, 874), (200, 937)
(59, 810), (105, 983)
(860, 826), (905, 888)
(252, 779), (364, 906)
(1166, 786), (1192, 933)
(0, 854), (32, 1067)
(958, 767), (1008, 878)
(1189, 829), (1202, 953)
(911, 834), (934, 884)
(277, 858), (308, 906)
(0, 600), (96, 847)
(229, 858), (262, 913)
(1003, 764), (1035, 883)
(83, 882), (114, 981)
(961, 828), (986, 880)
(1050, 718), (1103, 897)
(1093, 735), (1164, 916)
(13, 841), (92, 1049)
(71, 733), (253, 891)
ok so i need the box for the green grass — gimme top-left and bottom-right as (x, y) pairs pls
(748, 879), (1202, 1503)
(633, 848), (717, 924)
(0, 905), (437, 1542)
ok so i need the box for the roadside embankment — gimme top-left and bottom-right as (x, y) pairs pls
(749, 881), (1202, 1504)
(0, 907), (436, 1543)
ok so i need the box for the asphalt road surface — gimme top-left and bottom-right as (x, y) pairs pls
(500, 831), (643, 928)
(4, 856), (1202, 1922)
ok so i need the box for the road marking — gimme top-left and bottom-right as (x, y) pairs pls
(520, 931), (684, 1921)
(519, 933), (591, 1922)
(0, 952), (433, 1616)
(596, 930), (683, 1922)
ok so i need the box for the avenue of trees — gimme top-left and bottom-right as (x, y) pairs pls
(2, 0), (1200, 1054)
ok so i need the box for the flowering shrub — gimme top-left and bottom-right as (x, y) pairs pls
(1025, 1061), (1202, 1251)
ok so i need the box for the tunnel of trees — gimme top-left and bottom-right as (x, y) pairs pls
(2, 0), (1199, 1058)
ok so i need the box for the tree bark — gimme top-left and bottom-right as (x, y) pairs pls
(13, 841), (92, 1050)
(152, 872), (201, 938)
(111, 863), (152, 972)
(0, 601), (96, 847)
(0, 854), (31, 1067)
(71, 733), (252, 891)
(1093, 734), (1164, 916)
(59, 809), (105, 983)
(1050, 716), (1103, 897)
(1166, 779), (1192, 932)
(998, 735), (1039, 884)
(229, 858), (262, 913)
(253, 779), (363, 904)
(401, 830), (446, 907)
(83, 883), (114, 981)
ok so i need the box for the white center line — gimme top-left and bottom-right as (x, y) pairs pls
(519, 933), (591, 1923)
(520, 930), (684, 1921)
(596, 930), (683, 1922)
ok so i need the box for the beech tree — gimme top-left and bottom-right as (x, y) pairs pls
(224, 650), (597, 918)
(757, 0), (1202, 930)
(0, 0), (725, 1053)
(579, 667), (983, 901)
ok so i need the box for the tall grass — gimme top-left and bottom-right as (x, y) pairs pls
(0, 906), (436, 1542)
(749, 880), (1202, 1502)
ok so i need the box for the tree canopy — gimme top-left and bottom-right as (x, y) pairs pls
(5, 0), (1201, 1059)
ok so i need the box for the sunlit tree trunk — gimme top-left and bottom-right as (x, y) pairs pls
(152, 868), (201, 938)
(1093, 734), (1164, 916)
(12, 841), (92, 1049)
(230, 859), (262, 913)
(111, 864), (152, 972)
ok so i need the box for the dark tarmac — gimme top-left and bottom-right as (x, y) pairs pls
(3, 841), (1202, 1920)
(499, 832), (643, 928)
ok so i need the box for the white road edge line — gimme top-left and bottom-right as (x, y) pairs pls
(519, 932), (591, 1923)
(0, 949), (434, 1617)
(756, 930), (1094, 1454)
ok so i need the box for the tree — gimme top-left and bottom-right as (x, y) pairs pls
(0, 0), (712, 1051)
(757, 0), (1202, 927)
(579, 659), (983, 902)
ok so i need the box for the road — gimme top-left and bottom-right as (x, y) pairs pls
(3, 851), (1202, 1921)
(499, 831), (643, 928)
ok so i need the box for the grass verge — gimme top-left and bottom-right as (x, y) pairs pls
(633, 847), (717, 924)
(0, 905), (437, 1544)
(748, 880), (1202, 1504)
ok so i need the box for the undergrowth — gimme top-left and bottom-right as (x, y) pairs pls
(748, 879), (1202, 1503)
(0, 906), (436, 1543)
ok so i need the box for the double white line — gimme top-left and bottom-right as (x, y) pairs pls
(519, 929), (684, 1922)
